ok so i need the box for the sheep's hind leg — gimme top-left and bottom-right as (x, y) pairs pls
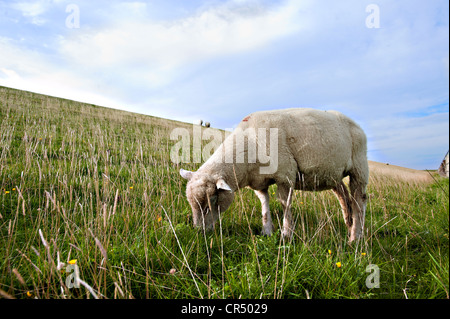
(255, 189), (273, 236)
(277, 184), (294, 240)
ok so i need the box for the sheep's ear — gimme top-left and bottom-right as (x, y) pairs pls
(180, 169), (194, 181)
(216, 178), (232, 191)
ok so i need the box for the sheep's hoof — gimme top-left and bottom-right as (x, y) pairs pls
(348, 233), (362, 245)
(261, 225), (273, 236)
(281, 229), (293, 241)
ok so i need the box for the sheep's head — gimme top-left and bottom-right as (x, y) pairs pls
(180, 169), (234, 231)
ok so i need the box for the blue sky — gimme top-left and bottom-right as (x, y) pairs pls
(0, 0), (448, 169)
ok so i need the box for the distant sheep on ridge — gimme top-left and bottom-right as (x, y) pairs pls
(195, 119), (211, 127)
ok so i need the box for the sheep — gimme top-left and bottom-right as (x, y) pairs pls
(197, 119), (203, 126)
(180, 108), (369, 242)
(204, 121), (211, 128)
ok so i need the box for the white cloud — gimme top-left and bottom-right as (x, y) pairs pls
(0, 68), (121, 110)
(0, 68), (21, 81)
(58, 0), (304, 87)
(11, 1), (50, 25)
(114, 2), (147, 16)
(0, 37), (122, 109)
(12, 1), (47, 17)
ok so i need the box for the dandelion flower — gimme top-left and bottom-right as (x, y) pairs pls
(361, 252), (366, 256)
(5, 191), (9, 194)
(328, 250), (332, 255)
(12, 188), (16, 191)
(157, 216), (162, 222)
(336, 262), (342, 268)
(129, 186), (133, 190)
(68, 259), (77, 265)
(26, 291), (33, 297)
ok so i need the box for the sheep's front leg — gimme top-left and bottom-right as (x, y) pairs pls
(349, 165), (369, 243)
(255, 189), (273, 236)
(277, 184), (294, 240)
(332, 181), (353, 230)
(349, 187), (367, 242)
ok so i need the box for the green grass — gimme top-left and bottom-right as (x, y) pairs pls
(0, 86), (448, 299)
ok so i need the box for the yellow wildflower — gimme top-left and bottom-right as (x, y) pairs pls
(26, 291), (33, 297)
(129, 186), (133, 190)
(68, 259), (77, 265)
(361, 252), (366, 256)
(336, 262), (342, 268)
(328, 250), (332, 255)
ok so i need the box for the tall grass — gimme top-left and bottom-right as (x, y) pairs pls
(0, 86), (448, 299)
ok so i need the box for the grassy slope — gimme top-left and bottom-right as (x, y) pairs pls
(368, 161), (434, 184)
(0, 86), (448, 299)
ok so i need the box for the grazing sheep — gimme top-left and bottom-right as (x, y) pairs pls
(180, 108), (369, 242)
(197, 119), (203, 126)
(205, 122), (211, 128)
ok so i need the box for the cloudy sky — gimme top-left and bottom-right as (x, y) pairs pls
(0, 0), (448, 169)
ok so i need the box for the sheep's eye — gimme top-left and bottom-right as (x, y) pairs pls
(201, 195), (217, 214)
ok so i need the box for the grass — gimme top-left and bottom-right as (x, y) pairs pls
(0, 85), (448, 299)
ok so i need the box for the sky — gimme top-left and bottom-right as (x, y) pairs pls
(0, 0), (448, 170)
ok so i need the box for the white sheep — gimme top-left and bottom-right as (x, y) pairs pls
(196, 119), (203, 126)
(180, 108), (369, 242)
(204, 121), (211, 128)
